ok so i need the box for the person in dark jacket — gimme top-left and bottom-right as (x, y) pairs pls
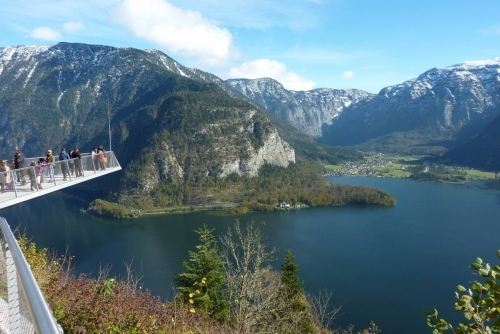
(14, 150), (28, 185)
(71, 148), (83, 177)
(59, 148), (71, 181)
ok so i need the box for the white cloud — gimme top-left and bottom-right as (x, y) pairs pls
(342, 70), (354, 79)
(63, 21), (84, 33)
(164, 0), (324, 30)
(228, 59), (316, 91)
(109, 0), (234, 65)
(30, 26), (61, 40)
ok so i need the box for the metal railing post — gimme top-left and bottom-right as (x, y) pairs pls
(6, 247), (22, 333)
(10, 170), (18, 198)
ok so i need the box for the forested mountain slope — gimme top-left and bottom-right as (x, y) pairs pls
(440, 112), (500, 171)
(0, 43), (295, 193)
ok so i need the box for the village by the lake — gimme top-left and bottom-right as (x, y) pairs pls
(325, 153), (498, 182)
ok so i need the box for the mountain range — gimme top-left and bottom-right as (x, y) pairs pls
(0, 43), (295, 194)
(226, 78), (373, 137)
(0, 41), (499, 182)
(229, 59), (500, 157)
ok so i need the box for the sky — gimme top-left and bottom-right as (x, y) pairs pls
(1, 0), (500, 94)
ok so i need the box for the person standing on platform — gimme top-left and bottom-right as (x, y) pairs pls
(98, 147), (106, 170)
(92, 147), (99, 171)
(59, 148), (71, 181)
(35, 158), (46, 188)
(14, 150), (27, 186)
(0, 160), (11, 193)
(28, 161), (37, 191)
(46, 150), (55, 182)
(72, 148), (83, 177)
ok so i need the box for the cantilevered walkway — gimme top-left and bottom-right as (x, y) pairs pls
(0, 151), (121, 333)
(0, 151), (121, 210)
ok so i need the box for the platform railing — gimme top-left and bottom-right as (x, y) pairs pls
(0, 217), (62, 334)
(0, 151), (120, 197)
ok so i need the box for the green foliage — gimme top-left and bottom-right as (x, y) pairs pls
(174, 225), (229, 322)
(408, 164), (467, 182)
(281, 249), (304, 300)
(19, 224), (352, 334)
(19, 232), (230, 333)
(280, 249), (317, 333)
(89, 199), (137, 218)
(426, 250), (500, 333)
(98, 278), (117, 296)
(18, 235), (62, 288)
(118, 158), (395, 214)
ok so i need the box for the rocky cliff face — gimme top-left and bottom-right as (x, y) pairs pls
(226, 78), (374, 137)
(137, 113), (295, 191)
(0, 43), (294, 192)
(224, 127), (295, 178)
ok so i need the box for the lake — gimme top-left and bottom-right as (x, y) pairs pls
(1, 176), (499, 334)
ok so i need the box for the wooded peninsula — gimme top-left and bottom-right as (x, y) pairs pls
(89, 158), (396, 218)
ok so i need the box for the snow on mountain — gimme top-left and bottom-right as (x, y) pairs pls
(321, 57), (500, 152)
(227, 57), (500, 154)
(2, 43), (499, 155)
(227, 78), (375, 137)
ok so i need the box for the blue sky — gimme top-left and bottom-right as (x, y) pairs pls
(1, 0), (500, 93)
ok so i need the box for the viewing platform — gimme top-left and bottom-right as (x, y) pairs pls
(0, 151), (121, 210)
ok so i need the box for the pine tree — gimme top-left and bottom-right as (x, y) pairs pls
(280, 249), (318, 333)
(281, 249), (304, 300)
(174, 224), (229, 321)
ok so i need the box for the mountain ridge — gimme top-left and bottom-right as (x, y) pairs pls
(2, 42), (498, 174)
(0, 42), (295, 191)
(226, 77), (375, 137)
(229, 58), (500, 155)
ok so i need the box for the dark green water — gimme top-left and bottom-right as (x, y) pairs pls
(1, 176), (499, 334)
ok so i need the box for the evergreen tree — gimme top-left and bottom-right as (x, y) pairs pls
(174, 224), (229, 321)
(281, 249), (304, 299)
(280, 249), (318, 333)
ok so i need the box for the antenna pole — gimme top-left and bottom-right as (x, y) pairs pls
(108, 99), (112, 152)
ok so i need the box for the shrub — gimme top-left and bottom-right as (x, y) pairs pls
(425, 250), (500, 333)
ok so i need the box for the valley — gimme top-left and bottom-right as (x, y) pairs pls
(0, 42), (499, 334)
(326, 153), (497, 181)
